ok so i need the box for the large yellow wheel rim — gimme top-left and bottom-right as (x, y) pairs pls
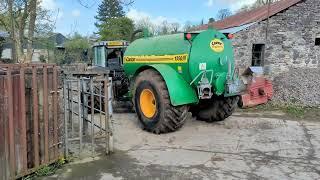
(140, 89), (157, 118)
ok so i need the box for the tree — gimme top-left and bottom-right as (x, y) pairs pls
(255, 0), (279, 6)
(200, 19), (204, 25)
(95, 0), (125, 28)
(216, 8), (232, 20)
(134, 17), (156, 36)
(0, 37), (5, 59)
(0, 0), (54, 63)
(171, 22), (180, 33)
(208, 17), (215, 23)
(237, 0), (280, 13)
(99, 17), (134, 41)
(95, 0), (134, 41)
(62, 33), (90, 64)
(183, 21), (193, 32)
(159, 20), (170, 35)
(26, 0), (37, 62)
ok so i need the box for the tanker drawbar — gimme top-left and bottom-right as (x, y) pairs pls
(124, 29), (245, 134)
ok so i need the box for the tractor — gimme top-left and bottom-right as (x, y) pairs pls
(91, 40), (130, 100)
(90, 29), (244, 134)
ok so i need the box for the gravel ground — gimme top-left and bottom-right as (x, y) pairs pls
(46, 111), (320, 180)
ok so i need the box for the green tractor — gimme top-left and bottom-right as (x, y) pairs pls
(91, 40), (130, 100)
(124, 29), (244, 134)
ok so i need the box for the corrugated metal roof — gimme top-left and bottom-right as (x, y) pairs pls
(196, 0), (303, 31)
(219, 22), (257, 34)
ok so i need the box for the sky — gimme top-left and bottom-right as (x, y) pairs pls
(40, 0), (257, 36)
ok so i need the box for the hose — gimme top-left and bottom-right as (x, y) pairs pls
(130, 29), (144, 42)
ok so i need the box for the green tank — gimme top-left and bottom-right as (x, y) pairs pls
(124, 29), (244, 134)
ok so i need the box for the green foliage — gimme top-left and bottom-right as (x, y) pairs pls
(208, 17), (215, 23)
(64, 33), (90, 50)
(53, 50), (66, 65)
(284, 105), (305, 118)
(39, 55), (46, 62)
(53, 33), (90, 65)
(95, 0), (133, 41)
(23, 157), (68, 179)
(95, 0), (125, 27)
(247, 103), (306, 119)
(99, 17), (134, 41)
(35, 165), (55, 177)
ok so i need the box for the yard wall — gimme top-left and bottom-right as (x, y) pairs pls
(232, 0), (320, 106)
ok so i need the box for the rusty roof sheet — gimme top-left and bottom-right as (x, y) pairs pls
(196, 0), (303, 31)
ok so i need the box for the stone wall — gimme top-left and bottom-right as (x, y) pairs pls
(232, 0), (320, 106)
(272, 67), (320, 107)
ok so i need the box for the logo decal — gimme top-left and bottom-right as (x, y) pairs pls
(210, 39), (224, 53)
(108, 41), (123, 46)
(124, 54), (188, 64)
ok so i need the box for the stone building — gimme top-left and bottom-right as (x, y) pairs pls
(197, 0), (320, 106)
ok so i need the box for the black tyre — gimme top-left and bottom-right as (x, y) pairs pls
(133, 69), (189, 134)
(194, 96), (239, 122)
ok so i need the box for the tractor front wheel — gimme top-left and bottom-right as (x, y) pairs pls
(133, 69), (189, 134)
(193, 96), (239, 122)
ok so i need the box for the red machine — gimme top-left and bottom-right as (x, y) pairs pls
(239, 67), (273, 108)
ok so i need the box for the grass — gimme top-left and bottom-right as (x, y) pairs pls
(241, 102), (312, 119)
(22, 156), (71, 180)
(284, 105), (305, 118)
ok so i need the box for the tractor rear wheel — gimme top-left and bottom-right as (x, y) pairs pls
(194, 96), (239, 122)
(133, 69), (189, 134)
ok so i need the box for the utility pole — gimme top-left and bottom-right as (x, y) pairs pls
(264, 0), (271, 71)
(265, 0), (271, 42)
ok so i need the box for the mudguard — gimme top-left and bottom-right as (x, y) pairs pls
(148, 64), (199, 106)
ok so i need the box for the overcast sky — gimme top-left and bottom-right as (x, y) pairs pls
(40, 0), (257, 35)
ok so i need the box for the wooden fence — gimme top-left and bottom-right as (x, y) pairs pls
(0, 64), (61, 179)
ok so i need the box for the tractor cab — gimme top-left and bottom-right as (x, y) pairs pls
(92, 40), (129, 70)
(91, 40), (130, 100)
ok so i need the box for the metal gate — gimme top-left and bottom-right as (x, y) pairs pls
(0, 64), (61, 179)
(63, 72), (113, 158)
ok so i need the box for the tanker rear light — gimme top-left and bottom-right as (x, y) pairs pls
(186, 33), (192, 40)
(184, 32), (199, 40)
(228, 34), (234, 39)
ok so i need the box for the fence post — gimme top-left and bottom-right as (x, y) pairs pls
(19, 66), (27, 173)
(104, 79), (110, 155)
(81, 78), (88, 134)
(108, 77), (114, 153)
(63, 75), (69, 158)
(78, 77), (82, 155)
(43, 65), (49, 163)
(7, 66), (15, 177)
(90, 77), (95, 156)
(52, 65), (58, 159)
(32, 66), (40, 167)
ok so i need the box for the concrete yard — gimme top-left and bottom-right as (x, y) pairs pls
(50, 110), (320, 180)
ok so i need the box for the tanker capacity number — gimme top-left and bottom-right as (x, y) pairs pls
(174, 55), (187, 62)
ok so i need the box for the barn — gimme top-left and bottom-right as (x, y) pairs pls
(196, 0), (320, 106)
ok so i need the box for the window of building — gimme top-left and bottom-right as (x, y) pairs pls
(252, 44), (265, 66)
(315, 38), (320, 46)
